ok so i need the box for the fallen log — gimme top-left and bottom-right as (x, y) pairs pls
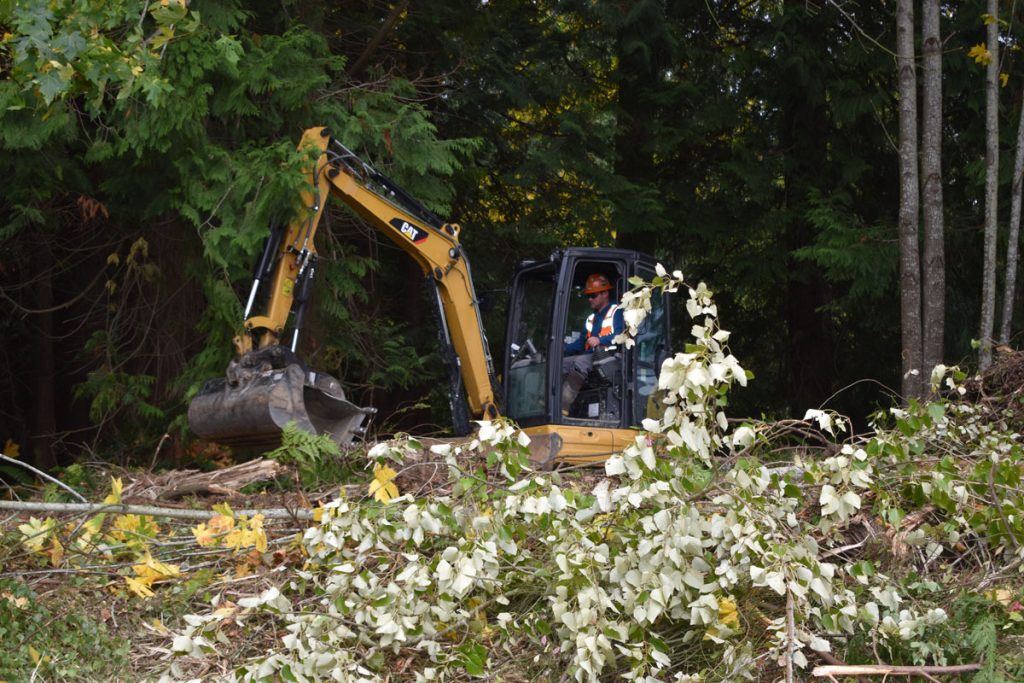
(145, 458), (286, 500)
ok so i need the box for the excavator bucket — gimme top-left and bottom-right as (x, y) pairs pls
(188, 348), (375, 451)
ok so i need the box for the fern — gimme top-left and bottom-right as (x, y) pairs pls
(969, 617), (1010, 683)
(266, 422), (341, 469)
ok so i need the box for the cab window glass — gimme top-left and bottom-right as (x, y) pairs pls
(633, 268), (668, 423)
(506, 273), (554, 421)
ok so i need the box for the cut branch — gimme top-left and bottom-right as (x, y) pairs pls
(0, 452), (86, 502)
(812, 663), (982, 678)
(0, 499), (315, 521)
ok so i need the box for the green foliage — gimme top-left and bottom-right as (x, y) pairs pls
(795, 188), (898, 312)
(266, 422), (362, 489)
(0, 0), (481, 459)
(267, 422), (341, 469)
(0, 577), (131, 681)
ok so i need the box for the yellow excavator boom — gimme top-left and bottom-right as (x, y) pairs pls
(188, 127), (498, 449)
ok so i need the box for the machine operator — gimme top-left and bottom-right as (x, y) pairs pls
(561, 274), (625, 414)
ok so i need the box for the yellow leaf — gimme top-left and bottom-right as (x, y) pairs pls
(74, 526), (99, 553)
(312, 505), (324, 523)
(212, 502), (235, 518)
(982, 13), (997, 25)
(133, 551), (181, 581)
(3, 438), (19, 458)
(969, 43), (993, 66)
(81, 513), (105, 539)
(985, 588), (1014, 605)
(1001, 72), (1009, 87)
(222, 515), (267, 553)
(718, 597), (740, 628)
(212, 602), (238, 619)
(125, 552), (179, 599)
(704, 597), (741, 641)
(192, 514), (235, 546)
(47, 537), (64, 567)
(125, 577), (155, 598)
(368, 463), (400, 503)
(28, 646), (40, 665)
(18, 517), (56, 552)
(103, 477), (123, 505)
(110, 514), (160, 543)
(248, 514), (267, 553)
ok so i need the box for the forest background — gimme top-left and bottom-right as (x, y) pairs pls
(0, 0), (1018, 470)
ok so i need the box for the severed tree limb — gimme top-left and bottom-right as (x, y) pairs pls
(0, 499), (315, 521)
(785, 587), (795, 683)
(812, 663), (982, 678)
(153, 458), (286, 500)
(816, 651), (872, 683)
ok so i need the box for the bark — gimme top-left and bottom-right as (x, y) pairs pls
(896, 0), (923, 400)
(920, 0), (945, 376)
(347, 0), (410, 80)
(999, 89), (1024, 344)
(149, 458), (286, 500)
(980, 0), (1000, 369)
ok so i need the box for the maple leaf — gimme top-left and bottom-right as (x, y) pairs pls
(18, 516), (56, 552)
(222, 515), (268, 553)
(126, 552), (180, 598)
(718, 597), (740, 628)
(192, 514), (235, 546)
(110, 514), (160, 543)
(369, 463), (400, 503)
(125, 577), (155, 598)
(969, 43), (993, 65)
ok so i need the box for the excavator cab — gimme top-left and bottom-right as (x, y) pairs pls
(504, 248), (673, 465)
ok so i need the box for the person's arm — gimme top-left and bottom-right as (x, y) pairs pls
(564, 318), (589, 355)
(564, 335), (584, 355)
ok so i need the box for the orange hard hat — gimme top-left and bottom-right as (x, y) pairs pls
(582, 274), (612, 295)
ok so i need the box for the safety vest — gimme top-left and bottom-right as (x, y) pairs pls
(585, 304), (619, 341)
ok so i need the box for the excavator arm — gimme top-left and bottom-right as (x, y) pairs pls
(189, 127), (498, 449)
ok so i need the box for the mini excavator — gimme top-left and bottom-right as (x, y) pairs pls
(188, 127), (674, 465)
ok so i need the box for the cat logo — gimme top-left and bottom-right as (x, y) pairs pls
(390, 218), (427, 244)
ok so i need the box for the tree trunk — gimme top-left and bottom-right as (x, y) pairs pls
(30, 237), (57, 470)
(980, 0), (1000, 369)
(897, 0), (923, 400)
(920, 0), (945, 378)
(999, 88), (1024, 345)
